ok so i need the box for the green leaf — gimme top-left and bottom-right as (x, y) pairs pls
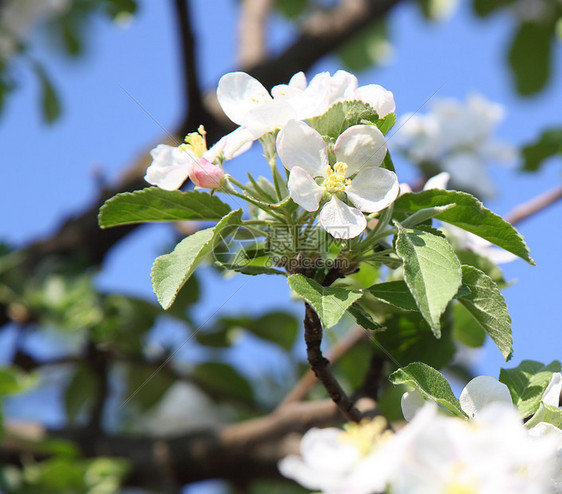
(64, 365), (98, 423)
(347, 303), (382, 330)
(499, 360), (561, 418)
(151, 209), (242, 309)
(394, 223), (462, 337)
(287, 274), (362, 329)
(34, 63), (62, 123)
(338, 20), (390, 72)
(394, 189), (534, 264)
(306, 100), (380, 140)
(521, 127), (562, 172)
(472, 0), (516, 17)
(401, 204), (455, 228)
(376, 112), (396, 136)
(193, 362), (254, 403)
(389, 362), (466, 418)
(246, 311), (299, 351)
(275, 0), (309, 18)
(458, 265), (513, 360)
(368, 280), (418, 311)
(509, 21), (552, 96)
(451, 302), (486, 348)
(127, 363), (174, 411)
(374, 311), (456, 369)
(526, 402), (562, 429)
(99, 188), (232, 228)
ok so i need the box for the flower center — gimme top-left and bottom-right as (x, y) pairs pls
(445, 463), (478, 494)
(339, 416), (393, 457)
(179, 125), (207, 157)
(323, 161), (352, 192)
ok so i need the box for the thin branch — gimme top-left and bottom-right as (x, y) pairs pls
(237, 0), (273, 68)
(1, 399), (341, 488)
(277, 326), (366, 408)
(173, 0), (205, 124)
(505, 184), (562, 226)
(303, 302), (362, 422)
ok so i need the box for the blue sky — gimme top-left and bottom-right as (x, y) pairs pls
(1, 0), (561, 425)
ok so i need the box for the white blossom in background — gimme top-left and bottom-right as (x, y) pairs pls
(135, 382), (219, 437)
(0, 0), (70, 62)
(401, 375), (514, 422)
(277, 120), (399, 239)
(393, 94), (516, 198)
(278, 417), (395, 494)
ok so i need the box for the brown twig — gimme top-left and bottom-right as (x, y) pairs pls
(303, 302), (362, 422)
(278, 326), (366, 408)
(237, 0), (273, 68)
(505, 184), (562, 226)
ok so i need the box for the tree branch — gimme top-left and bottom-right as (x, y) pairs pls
(278, 326), (366, 408)
(2, 399), (342, 488)
(504, 184), (562, 226)
(237, 0), (273, 68)
(303, 302), (362, 422)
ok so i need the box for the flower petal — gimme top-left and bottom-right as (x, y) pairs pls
(401, 390), (426, 422)
(319, 196), (366, 239)
(459, 375), (513, 419)
(354, 84), (396, 117)
(334, 125), (387, 176)
(277, 120), (328, 177)
(345, 167), (399, 213)
(144, 144), (191, 190)
(542, 373), (562, 408)
(217, 72), (272, 127)
(288, 167), (323, 212)
(423, 171), (450, 190)
(205, 127), (255, 162)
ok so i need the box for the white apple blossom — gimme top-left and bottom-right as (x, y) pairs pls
(0, 0), (70, 61)
(278, 416), (394, 494)
(401, 375), (513, 421)
(277, 120), (399, 239)
(216, 70), (396, 157)
(145, 125), (250, 190)
(393, 94), (516, 198)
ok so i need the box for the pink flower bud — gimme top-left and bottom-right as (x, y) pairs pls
(189, 157), (225, 189)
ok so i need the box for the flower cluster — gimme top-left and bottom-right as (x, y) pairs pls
(145, 70), (400, 239)
(393, 94), (516, 198)
(280, 375), (562, 494)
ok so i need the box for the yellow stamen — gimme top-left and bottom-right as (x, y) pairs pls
(323, 161), (350, 192)
(179, 126), (208, 157)
(340, 417), (393, 456)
